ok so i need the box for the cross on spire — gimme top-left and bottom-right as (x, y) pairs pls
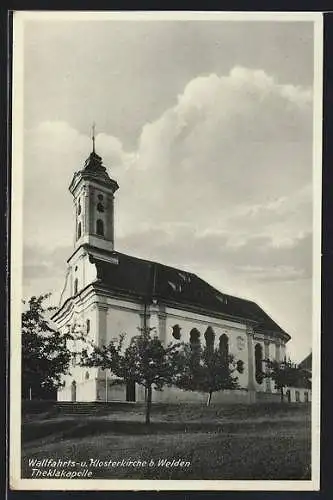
(83, 122), (106, 172)
(91, 122), (96, 153)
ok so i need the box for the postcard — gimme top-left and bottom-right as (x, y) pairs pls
(10, 10), (323, 491)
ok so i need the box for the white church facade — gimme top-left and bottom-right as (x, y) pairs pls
(52, 146), (292, 404)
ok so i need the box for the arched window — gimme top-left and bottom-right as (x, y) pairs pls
(295, 390), (300, 402)
(97, 202), (104, 213)
(219, 334), (229, 366)
(77, 199), (81, 215)
(204, 326), (215, 350)
(236, 359), (244, 373)
(189, 329), (201, 369)
(190, 328), (200, 345)
(171, 324), (181, 340)
(85, 371), (90, 380)
(77, 222), (82, 240)
(86, 319), (90, 334)
(255, 343), (264, 384)
(74, 278), (78, 295)
(96, 219), (104, 236)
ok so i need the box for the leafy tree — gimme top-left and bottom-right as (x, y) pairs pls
(173, 335), (244, 406)
(264, 358), (311, 402)
(21, 294), (79, 399)
(81, 327), (181, 424)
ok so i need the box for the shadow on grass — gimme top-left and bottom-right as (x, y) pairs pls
(22, 422), (311, 481)
(22, 416), (310, 445)
(21, 403), (312, 481)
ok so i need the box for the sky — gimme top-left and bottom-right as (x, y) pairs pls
(19, 14), (320, 362)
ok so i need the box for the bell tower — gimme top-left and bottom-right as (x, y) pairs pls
(58, 126), (119, 305)
(69, 126), (119, 254)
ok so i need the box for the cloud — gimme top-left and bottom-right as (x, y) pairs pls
(21, 66), (315, 363)
(22, 66), (313, 299)
(116, 67), (312, 238)
(232, 265), (307, 282)
(117, 227), (311, 285)
(23, 244), (69, 282)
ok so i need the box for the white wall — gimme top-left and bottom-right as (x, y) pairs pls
(281, 342), (286, 361)
(284, 387), (312, 403)
(55, 289), (290, 403)
(154, 386), (250, 404)
(104, 305), (142, 348)
(161, 307), (249, 389)
(70, 251), (98, 297)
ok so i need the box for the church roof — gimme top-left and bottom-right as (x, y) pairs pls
(89, 250), (290, 341)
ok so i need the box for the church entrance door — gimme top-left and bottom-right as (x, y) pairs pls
(126, 381), (136, 402)
(71, 381), (77, 402)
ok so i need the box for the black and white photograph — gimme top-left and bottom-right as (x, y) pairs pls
(10, 11), (322, 490)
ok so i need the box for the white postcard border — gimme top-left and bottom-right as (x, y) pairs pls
(10, 10), (323, 491)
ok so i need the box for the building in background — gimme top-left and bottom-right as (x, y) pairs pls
(285, 352), (312, 403)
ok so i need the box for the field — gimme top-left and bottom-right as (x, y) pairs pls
(21, 402), (311, 480)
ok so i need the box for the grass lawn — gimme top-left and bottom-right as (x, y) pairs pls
(21, 403), (311, 480)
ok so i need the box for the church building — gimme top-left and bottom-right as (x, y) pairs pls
(52, 143), (291, 404)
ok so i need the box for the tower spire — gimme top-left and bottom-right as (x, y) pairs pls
(91, 122), (96, 153)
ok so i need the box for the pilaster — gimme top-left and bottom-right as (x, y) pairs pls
(139, 305), (151, 332)
(83, 185), (90, 236)
(280, 342), (286, 361)
(275, 340), (281, 362)
(246, 325), (256, 392)
(264, 339), (271, 392)
(96, 304), (108, 347)
(89, 186), (94, 236)
(106, 193), (114, 246)
(158, 307), (167, 344)
(73, 198), (78, 247)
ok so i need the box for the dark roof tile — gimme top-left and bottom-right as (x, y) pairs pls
(90, 251), (290, 341)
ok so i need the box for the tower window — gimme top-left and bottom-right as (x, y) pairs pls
(77, 222), (82, 240)
(74, 278), (78, 295)
(96, 219), (104, 236)
(77, 199), (81, 215)
(86, 319), (90, 334)
(97, 202), (104, 213)
(219, 334), (229, 366)
(255, 343), (264, 384)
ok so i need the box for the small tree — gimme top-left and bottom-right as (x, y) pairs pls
(173, 337), (244, 406)
(81, 327), (181, 424)
(264, 358), (310, 402)
(22, 294), (79, 399)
